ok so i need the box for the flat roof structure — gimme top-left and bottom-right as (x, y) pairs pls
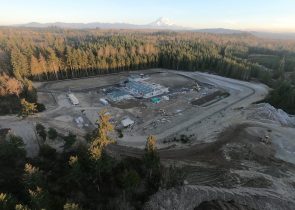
(126, 81), (154, 95)
(125, 80), (169, 98)
(121, 117), (134, 127)
(67, 93), (79, 105)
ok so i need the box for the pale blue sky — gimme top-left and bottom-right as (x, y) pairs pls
(0, 0), (294, 31)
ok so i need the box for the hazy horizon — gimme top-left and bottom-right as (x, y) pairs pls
(0, 0), (295, 32)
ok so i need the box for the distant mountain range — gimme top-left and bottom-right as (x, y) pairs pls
(193, 29), (295, 40)
(14, 17), (190, 30)
(18, 21), (145, 29)
(193, 28), (246, 34)
(8, 17), (295, 40)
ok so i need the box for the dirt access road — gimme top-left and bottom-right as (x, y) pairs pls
(117, 69), (269, 147)
(0, 69), (268, 156)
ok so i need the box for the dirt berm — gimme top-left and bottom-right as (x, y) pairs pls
(144, 185), (295, 210)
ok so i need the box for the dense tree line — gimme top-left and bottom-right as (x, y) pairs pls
(158, 40), (271, 81)
(266, 81), (295, 114)
(1, 28), (295, 83)
(0, 30), (159, 81)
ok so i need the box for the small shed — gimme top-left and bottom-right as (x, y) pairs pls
(162, 96), (169, 101)
(151, 97), (161, 104)
(121, 117), (134, 127)
(67, 93), (79, 105)
(100, 98), (109, 105)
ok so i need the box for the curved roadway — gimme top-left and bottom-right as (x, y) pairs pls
(110, 70), (269, 158)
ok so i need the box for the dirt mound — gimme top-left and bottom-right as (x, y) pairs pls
(246, 103), (295, 126)
(144, 185), (295, 210)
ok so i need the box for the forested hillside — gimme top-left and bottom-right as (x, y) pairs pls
(1, 28), (295, 113)
(0, 28), (294, 82)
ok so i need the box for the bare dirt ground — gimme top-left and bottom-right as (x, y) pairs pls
(109, 122), (295, 209)
(0, 69), (269, 154)
(32, 70), (223, 148)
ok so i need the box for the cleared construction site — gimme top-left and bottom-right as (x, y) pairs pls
(35, 69), (228, 146)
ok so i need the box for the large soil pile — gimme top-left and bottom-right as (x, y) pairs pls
(144, 185), (295, 210)
(246, 103), (295, 126)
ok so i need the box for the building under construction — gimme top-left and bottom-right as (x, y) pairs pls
(107, 89), (133, 102)
(125, 80), (169, 98)
(106, 74), (169, 101)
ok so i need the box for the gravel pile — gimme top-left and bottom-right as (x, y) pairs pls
(246, 103), (295, 126)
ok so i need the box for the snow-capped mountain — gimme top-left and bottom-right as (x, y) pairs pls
(147, 17), (189, 29)
(149, 17), (175, 27)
